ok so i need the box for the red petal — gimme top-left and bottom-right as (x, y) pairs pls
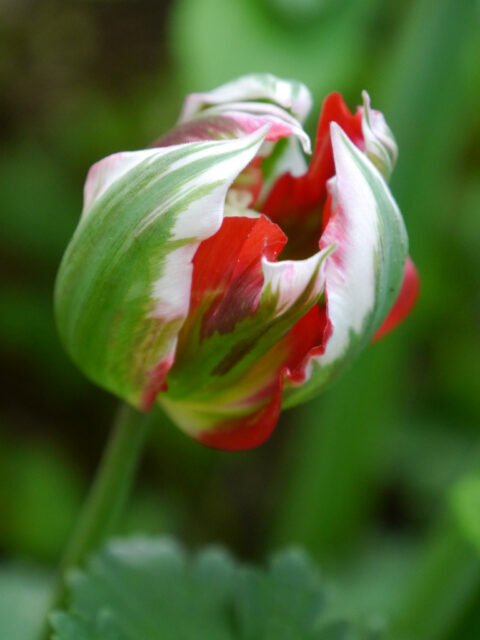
(282, 303), (330, 384)
(262, 92), (363, 225)
(373, 256), (420, 342)
(197, 377), (283, 450)
(198, 304), (330, 450)
(190, 215), (286, 338)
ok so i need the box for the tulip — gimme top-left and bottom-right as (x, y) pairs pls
(55, 74), (418, 450)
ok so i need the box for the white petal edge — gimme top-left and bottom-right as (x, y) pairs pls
(147, 126), (271, 321)
(83, 127), (270, 223)
(82, 149), (161, 218)
(179, 73), (313, 123)
(79, 128), (270, 375)
(201, 102), (311, 154)
(287, 121), (406, 392)
(260, 244), (335, 318)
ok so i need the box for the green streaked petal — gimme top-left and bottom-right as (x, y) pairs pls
(160, 240), (333, 437)
(55, 128), (269, 409)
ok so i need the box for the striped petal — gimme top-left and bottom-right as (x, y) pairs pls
(283, 122), (408, 407)
(179, 73), (313, 123)
(200, 102), (311, 154)
(55, 128), (269, 410)
(158, 214), (333, 447)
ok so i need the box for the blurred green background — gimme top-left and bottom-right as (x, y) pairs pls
(1, 0), (479, 638)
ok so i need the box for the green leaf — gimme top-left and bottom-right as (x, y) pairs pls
(0, 564), (53, 640)
(451, 474), (480, 554)
(51, 537), (383, 640)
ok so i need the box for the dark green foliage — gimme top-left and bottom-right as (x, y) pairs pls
(52, 537), (382, 640)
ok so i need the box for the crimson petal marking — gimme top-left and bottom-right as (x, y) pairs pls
(197, 376), (283, 451)
(188, 215), (286, 337)
(261, 92), (363, 226)
(373, 256), (419, 342)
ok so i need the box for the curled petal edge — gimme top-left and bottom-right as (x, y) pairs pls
(180, 73), (313, 123)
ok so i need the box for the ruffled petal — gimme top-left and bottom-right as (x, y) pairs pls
(189, 215), (286, 337)
(159, 215), (334, 447)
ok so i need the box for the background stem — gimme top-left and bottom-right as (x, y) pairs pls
(59, 403), (151, 572)
(39, 403), (150, 639)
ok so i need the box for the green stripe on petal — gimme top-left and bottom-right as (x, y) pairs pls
(283, 122), (408, 408)
(159, 242), (333, 438)
(200, 102), (312, 154)
(55, 129), (269, 409)
(180, 73), (313, 123)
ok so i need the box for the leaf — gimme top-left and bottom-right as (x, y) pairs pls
(0, 564), (53, 640)
(451, 473), (480, 554)
(51, 537), (384, 640)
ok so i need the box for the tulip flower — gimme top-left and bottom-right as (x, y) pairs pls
(55, 74), (418, 450)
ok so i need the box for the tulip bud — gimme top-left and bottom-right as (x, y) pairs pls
(55, 74), (418, 450)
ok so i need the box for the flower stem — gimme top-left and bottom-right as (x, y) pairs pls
(39, 402), (151, 638)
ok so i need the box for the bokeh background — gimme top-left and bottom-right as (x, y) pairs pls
(1, 0), (479, 638)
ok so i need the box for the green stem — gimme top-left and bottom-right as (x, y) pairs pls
(60, 403), (150, 570)
(39, 403), (151, 638)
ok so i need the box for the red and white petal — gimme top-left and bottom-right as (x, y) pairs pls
(173, 377), (283, 452)
(261, 92), (363, 228)
(202, 102), (311, 153)
(158, 215), (334, 449)
(260, 245), (334, 318)
(283, 122), (408, 407)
